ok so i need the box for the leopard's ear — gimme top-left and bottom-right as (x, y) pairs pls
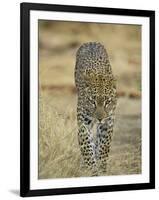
(83, 71), (94, 82)
(82, 71), (89, 82)
(108, 75), (116, 84)
(113, 77), (117, 83)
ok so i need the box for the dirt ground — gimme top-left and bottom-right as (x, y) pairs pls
(38, 21), (141, 179)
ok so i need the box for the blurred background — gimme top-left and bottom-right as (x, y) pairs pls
(38, 20), (141, 179)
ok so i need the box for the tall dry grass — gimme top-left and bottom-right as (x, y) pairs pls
(39, 93), (141, 179)
(38, 93), (93, 178)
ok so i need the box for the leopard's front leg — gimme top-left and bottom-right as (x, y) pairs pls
(77, 113), (98, 176)
(96, 115), (115, 173)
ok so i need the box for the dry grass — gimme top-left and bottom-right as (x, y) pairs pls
(39, 93), (141, 179)
(38, 21), (141, 179)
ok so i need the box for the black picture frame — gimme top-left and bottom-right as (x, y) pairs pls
(20, 2), (155, 197)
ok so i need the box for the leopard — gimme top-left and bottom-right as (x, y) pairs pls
(75, 42), (117, 176)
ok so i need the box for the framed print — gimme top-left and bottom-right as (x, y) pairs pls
(20, 2), (155, 197)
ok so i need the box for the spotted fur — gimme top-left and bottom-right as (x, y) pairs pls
(75, 42), (117, 175)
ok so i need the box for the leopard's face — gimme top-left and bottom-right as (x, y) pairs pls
(83, 72), (116, 122)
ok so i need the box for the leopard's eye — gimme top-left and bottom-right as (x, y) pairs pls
(88, 96), (93, 101)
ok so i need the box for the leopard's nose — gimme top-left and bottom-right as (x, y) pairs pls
(97, 117), (102, 122)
